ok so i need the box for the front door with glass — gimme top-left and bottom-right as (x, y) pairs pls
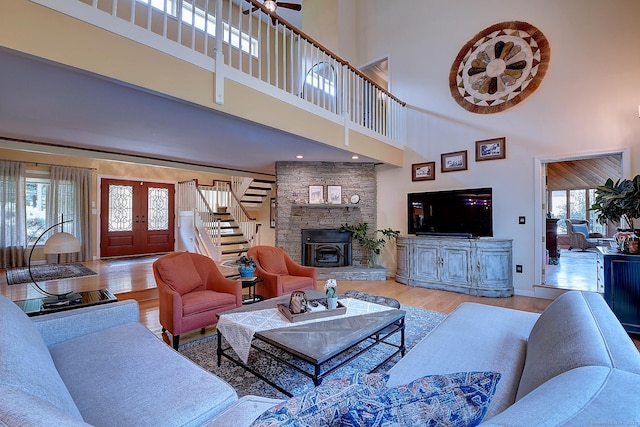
(100, 179), (175, 257)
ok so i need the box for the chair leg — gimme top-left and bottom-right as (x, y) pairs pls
(172, 335), (180, 350)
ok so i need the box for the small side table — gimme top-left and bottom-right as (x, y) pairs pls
(13, 289), (118, 317)
(239, 276), (264, 304)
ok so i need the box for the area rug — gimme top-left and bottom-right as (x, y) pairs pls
(179, 305), (447, 399)
(5, 263), (97, 285)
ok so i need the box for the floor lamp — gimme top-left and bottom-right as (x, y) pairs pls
(28, 218), (83, 308)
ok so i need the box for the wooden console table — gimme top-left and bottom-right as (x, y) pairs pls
(14, 289), (117, 317)
(546, 218), (560, 264)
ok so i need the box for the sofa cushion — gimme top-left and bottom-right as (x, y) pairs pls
(250, 373), (388, 427)
(0, 295), (83, 421)
(0, 386), (91, 426)
(340, 372), (500, 427)
(386, 302), (538, 419)
(156, 252), (203, 295)
(213, 395), (285, 427)
(516, 291), (640, 400)
(49, 322), (237, 427)
(481, 367), (640, 426)
(258, 246), (289, 275)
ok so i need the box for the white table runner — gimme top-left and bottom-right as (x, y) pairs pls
(217, 298), (394, 363)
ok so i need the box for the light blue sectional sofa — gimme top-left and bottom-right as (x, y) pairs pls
(1, 291), (639, 426)
(0, 295), (246, 426)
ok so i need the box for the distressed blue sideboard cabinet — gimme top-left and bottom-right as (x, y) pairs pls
(597, 247), (640, 334)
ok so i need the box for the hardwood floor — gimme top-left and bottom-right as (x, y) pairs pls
(2, 257), (639, 350)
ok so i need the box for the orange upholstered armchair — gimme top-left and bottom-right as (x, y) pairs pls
(153, 252), (242, 349)
(247, 246), (317, 300)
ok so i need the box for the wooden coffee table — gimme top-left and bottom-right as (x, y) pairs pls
(216, 290), (405, 396)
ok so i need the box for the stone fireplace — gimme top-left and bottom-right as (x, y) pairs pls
(275, 162), (377, 266)
(302, 229), (352, 267)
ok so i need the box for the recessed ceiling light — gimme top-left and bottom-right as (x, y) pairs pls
(352, 155), (359, 160)
(296, 155), (304, 159)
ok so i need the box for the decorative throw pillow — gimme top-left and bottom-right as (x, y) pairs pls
(156, 253), (203, 295)
(572, 223), (590, 239)
(340, 371), (501, 427)
(258, 247), (289, 275)
(250, 373), (388, 427)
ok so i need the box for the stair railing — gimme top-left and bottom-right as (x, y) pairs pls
(39, 0), (407, 144)
(226, 180), (260, 248)
(177, 179), (222, 260)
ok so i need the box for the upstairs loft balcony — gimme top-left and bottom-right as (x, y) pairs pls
(1, 0), (406, 173)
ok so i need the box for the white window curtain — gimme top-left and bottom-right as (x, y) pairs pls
(47, 166), (92, 263)
(0, 161), (26, 268)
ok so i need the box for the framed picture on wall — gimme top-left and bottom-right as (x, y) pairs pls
(441, 150), (468, 172)
(309, 185), (324, 204)
(327, 185), (342, 204)
(475, 137), (506, 161)
(270, 198), (275, 228)
(412, 162), (436, 181)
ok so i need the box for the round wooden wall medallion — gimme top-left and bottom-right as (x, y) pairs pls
(449, 21), (550, 114)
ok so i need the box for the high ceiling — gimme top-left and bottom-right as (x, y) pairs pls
(0, 37), (377, 176)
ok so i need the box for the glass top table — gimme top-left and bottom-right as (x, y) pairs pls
(216, 290), (406, 396)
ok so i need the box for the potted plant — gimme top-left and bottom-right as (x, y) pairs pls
(324, 279), (338, 310)
(237, 255), (256, 277)
(339, 222), (400, 267)
(591, 175), (640, 251)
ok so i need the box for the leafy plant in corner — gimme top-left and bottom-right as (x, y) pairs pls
(339, 222), (400, 267)
(591, 175), (640, 232)
(238, 255), (256, 268)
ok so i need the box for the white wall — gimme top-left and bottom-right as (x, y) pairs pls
(309, 0), (640, 295)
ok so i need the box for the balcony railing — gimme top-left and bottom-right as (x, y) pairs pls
(32, 0), (406, 143)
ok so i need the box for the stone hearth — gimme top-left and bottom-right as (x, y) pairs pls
(315, 265), (387, 281)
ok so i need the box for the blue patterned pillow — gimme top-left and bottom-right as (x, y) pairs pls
(572, 223), (590, 238)
(340, 372), (501, 427)
(250, 373), (388, 427)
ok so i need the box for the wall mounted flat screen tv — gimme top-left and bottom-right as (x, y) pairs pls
(408, 188), (493, 237)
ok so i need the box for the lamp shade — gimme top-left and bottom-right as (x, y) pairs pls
(43, 232), (81, 254)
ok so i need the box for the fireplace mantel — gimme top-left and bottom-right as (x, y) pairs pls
(292, 204), (360, 210)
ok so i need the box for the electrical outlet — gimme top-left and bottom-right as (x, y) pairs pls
(516, 265), (523, 273)
(518, 216), (526, 224)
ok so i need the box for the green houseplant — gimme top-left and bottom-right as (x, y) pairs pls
(591, 175), (640, 251)
(591, 175), (640, 232)
(339, 222), (400, 267)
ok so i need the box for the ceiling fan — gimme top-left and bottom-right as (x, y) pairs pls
(243, 0), (302, 22)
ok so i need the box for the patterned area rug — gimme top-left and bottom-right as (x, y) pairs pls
(179, 305), (446, 399)
(5, 263), (97, 285)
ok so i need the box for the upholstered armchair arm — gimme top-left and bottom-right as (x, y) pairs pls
(155, 284), (182, 332)
(283, 252), (317, 281)
(206, 276), (243, 306)
(253, 263), (283, 300)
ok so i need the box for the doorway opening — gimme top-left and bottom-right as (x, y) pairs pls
(536, 151), (627, 292)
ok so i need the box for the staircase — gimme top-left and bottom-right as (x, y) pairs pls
(240, 179), (273, 210)
(177, 178), (274, 261)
